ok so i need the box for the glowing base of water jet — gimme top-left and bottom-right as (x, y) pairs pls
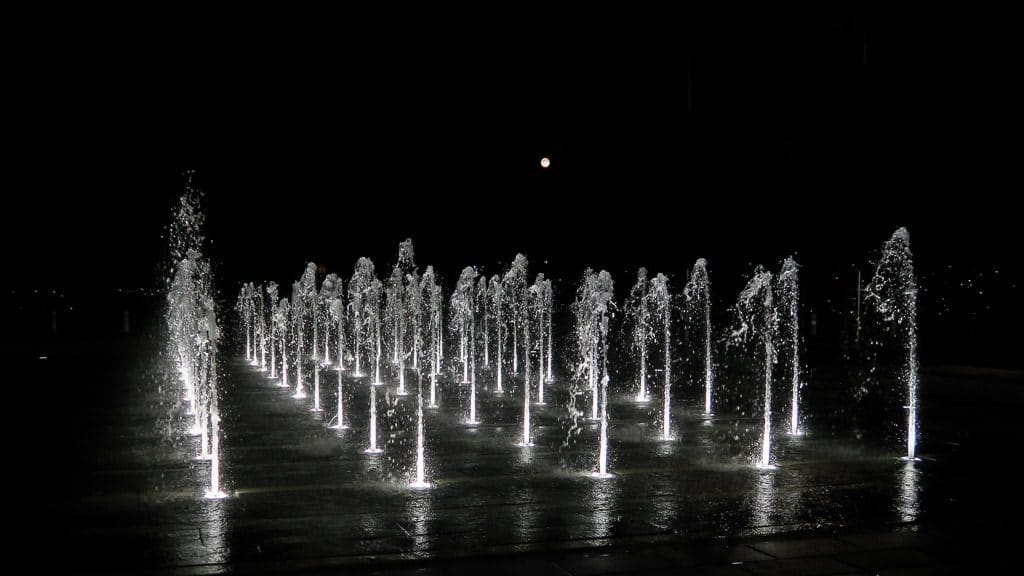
(427, 403), (439, 409)
(203, 489), (229, 499)
(409, 480), (432, 489)
(516, 441), (535, 447)
(635, 394), (650, 403)
(755, 462), (778, 471)
(364, 448), (383, 454)
(589, 471), (614, 479)
(194, 453), (212, 461)
(372, 381), (384, 386)
(787, 428), (805, 437)
(328, 423), (349, 430)
(900, 456), (921, 462)
(293, 391), (307, 399)
(464, 419), (480, 426)
(310, 407), (323, 413)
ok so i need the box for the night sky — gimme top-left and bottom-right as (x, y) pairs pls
(7, 5), (1019, 364)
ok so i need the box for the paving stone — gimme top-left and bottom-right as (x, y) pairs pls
(748, 537), (859, 558)
(743, 557), (858, 575)
(833, 548), (937, 571)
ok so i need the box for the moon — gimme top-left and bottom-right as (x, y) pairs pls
(540, 157), (551, 169)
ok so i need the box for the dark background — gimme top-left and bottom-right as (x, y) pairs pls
(5, 4), (1021, 367)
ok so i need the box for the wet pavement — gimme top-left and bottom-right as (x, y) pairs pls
(24, 336), (1021, 574)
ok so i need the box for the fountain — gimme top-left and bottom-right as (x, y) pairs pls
(684, 259), (714, 415)
(478, 276), (490, 368)
(257, 283), (267, 370)
(365, 383), (383, 454)
(452, 267), (479, 423)
(267, 282), (279, 378)
(503, 254), (529, 376)
(650, 273), (672, 440)
(533, 274), (546, 405)
(312, 362), (322, 413)
(370, 276), (384, 385)
(544, 277), (554, 383)
(867, 228), (919, 460)
(777, 257), (802, 435)
(201, 297), (228, 499)
(320, 274), (341, 366)
(329, 368), (348, 430)
(291, 280), (306, 399)
(326, 275), (346, 372)
(518, 279), (538, 447)
(732, 266), (777, 469)
(489, 275), (505, 392)
(407, 268), (423, 371)
(275, 298), (290, 388)
(410, 371), (430, 488)
(626, 268), (652, 402)
(421, 267), (443, 377)
(574, 270), (615, 476)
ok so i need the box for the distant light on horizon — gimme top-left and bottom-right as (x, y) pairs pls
(540, 157), (551, 169)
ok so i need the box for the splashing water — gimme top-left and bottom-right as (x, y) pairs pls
(733, 266), (777, 469)
(650, 273), (672, 440)
(867, 228), (919, 460)
(626, 268), (652, 402)
(777, 257), (802, 435)
(330, 369), (348, 430)
(685, 259), (714, 416)
(410, 371), (430, 488)
(574, 270), (615, 476)
(365, 384), (383, 454)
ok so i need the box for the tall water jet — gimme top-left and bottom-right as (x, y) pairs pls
(489, 276), (505, 392)
(429, 370), (438, 408)
(267, 282), (279, 378)
(777, 257), (802, 435)
(387, 266), (404, 367)
(329, 369), (348, 430)
(370, 276), (384, 385)
(732, 266), (777, 469)
(533, 274), (547, 405)
(574, 270), (601, 421)
(410, 371), (430, 488)
(276, 298), (290, 388)
(478, 276), (490, 368)
(544, 278), (554, 382)
(685, 259), (714, 415)
(292, 280), (307, 399)
(451, 267), (477, 385)
(503, 254), (529, 376)
(626, 268), (652, 402)
(320, 274), (341, 366)
(519, 280), (538, 446)
(574, 270), (615, 475)
(300, 263), (318, 370)
(312, 362), (322, 412)
(365, 383), (383, 453)
(421, 267), (443, 376)
(326, 276), (346, 371)
(452, 267), (479, 422)
(867, 228), (919, 460)
(650, 273), (672, 440)
(257, 283), (267, 370)
(407, 269), (423, 371)
(201, 296), (227, 499)
(349, 258), (376, 377)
